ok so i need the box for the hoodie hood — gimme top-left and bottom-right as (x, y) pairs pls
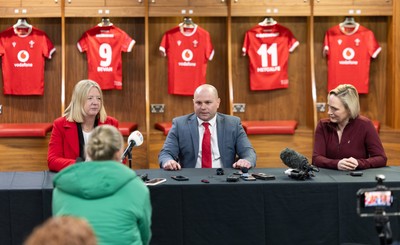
(53, 161), (137, 199)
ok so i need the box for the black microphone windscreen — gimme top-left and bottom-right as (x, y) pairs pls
(280, 147), (311, 170)
(280, 148), (319, 173)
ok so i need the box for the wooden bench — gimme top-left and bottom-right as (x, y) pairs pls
(0, 123), (53, 137)
(242, 120), (298, 135)
(155, 122), (173, 136)
(119, 122), (138, 136)
(0, 122), (138, 137)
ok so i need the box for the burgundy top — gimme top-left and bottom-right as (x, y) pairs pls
(312, 115), (387, 170)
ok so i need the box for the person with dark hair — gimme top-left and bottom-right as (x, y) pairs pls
(312, 84), (387, 170)
(53, 125), (152, 245)
(24, 216), (97, 245)
(48, 79), (119, 172)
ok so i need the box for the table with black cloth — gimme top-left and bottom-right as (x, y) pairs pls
(1, 167), (400, 245)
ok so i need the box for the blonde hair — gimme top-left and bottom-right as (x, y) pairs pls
(64, 79), (107, 123)
(24, 216), (97, 245)
(85, 125), (124, 161)
(328, 84), (360, 119)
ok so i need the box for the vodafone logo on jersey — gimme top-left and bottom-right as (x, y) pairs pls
(339, 47), (358, 65)
(342, 48), (355, 60)
(14, 50), (33, 67)
(18, 50), (29, 62)
(181, 49), (193, 61)
(178, 49), (196, 67)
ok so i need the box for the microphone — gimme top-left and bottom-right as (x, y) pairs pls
(121, 130), (143, 161)
(280, 148), (319, 180)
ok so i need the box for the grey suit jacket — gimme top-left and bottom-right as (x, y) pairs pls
(158, 113), (256, 168)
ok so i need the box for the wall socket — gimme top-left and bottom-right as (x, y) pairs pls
(316, 102), (326, 112)
(233, 103), (246, 113)
(0, 104), (2, 115)
(151, 104), (165, 113)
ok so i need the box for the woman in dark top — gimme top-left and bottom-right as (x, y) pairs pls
(312, 84), (387, 170)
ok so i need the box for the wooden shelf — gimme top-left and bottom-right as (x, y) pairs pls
(314, 5), (392, 16)
(64, 6), (146, 17)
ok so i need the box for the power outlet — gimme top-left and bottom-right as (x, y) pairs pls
(316, 102), (326, 112)
(151, 104), (165, 113)
(0, 104), (2, 115)
(233, 103), (246, 113)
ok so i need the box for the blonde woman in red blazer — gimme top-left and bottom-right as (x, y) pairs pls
(48, 79), (118, 172)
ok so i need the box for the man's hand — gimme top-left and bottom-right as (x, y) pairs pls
(233, 159), (252, 169)
(163, 160), (181, 171)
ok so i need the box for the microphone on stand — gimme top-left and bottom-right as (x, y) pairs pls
(121, 131), (143, 165)
(280, 148), (319, 180)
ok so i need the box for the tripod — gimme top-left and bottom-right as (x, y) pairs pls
(374, 210), (392, 245)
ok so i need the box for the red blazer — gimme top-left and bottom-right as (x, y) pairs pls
(47, 116), (119, 172)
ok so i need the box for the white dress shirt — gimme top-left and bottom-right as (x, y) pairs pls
(196, 115), (222, 168)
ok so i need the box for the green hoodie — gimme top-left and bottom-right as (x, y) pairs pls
(52, 161), (152, 245)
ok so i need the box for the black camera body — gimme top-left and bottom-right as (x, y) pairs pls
(356, 175), (400, 244)
(357, 175), (400, 217)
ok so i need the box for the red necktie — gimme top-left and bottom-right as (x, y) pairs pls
(202, 122), (212, 168)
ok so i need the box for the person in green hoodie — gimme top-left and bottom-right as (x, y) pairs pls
(52, 125), (152, 245)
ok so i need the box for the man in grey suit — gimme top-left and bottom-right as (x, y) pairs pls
(159, 84), (256, 170)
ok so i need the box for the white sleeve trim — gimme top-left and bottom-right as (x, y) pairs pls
(372, 47), (382, 59)
(127, 40), (136, 52)
(159, 46), (166, 57)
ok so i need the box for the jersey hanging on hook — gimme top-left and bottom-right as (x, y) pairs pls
(77, 24), (135, 90)
(159, 22), (214, 96)
(242, 22), (299, 91)
(323, 22), (381, 94)
(0, 22), (55, 95)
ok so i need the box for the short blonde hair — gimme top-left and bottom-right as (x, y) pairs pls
(85, 125), (124, 161)
(24, 216), (97, 245)
(328, 84), (360, 119)
(64, 80), (107, 123)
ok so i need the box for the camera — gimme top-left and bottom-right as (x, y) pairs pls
(357, 174), (400, 217)
(357, 175), (400, 245)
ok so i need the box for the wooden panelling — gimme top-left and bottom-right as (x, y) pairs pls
(0, 18), (62, 124)
(314, 0), (393, 16)
(0, 0), (61, 18)
(386, 1), (400, 128)
(0, 135), (148, 171)
(231, 0), (311, 17)
(148, 17), (228, 131)
(149, 0), (228, 17)
(64, 7), (146, 17)
(313, 16), (389, 124)
(64, 0), (145, 17)
(231, 17), (312, 128)
(64, 0), (104, 7)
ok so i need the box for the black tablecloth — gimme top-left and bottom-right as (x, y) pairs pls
(1, 167), (400, 245)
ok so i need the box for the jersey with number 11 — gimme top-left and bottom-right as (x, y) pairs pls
(242, 24), (299, 91)
(77, 25), (135, 90)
